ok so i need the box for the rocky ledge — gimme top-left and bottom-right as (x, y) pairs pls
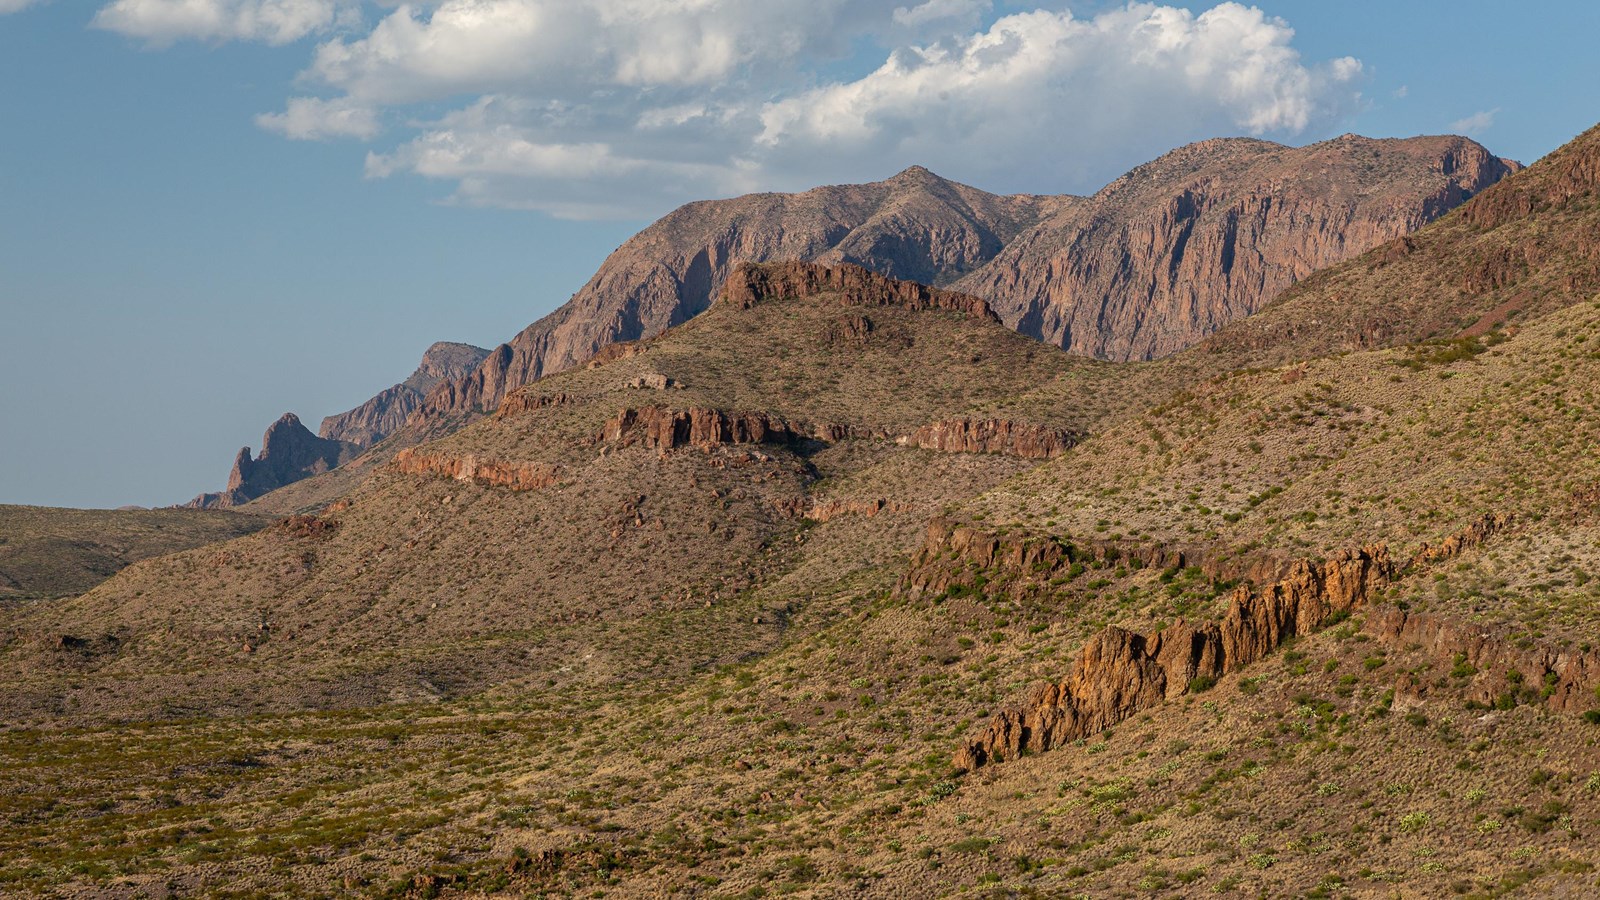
(901, 419), (1078, 460)
(391, 448), (562, 492)
(722, 261), (998, 322)
(940, 513), (1574, 772)
(599, 407), (816, 453)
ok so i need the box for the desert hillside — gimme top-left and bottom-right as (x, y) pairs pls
(2, 123), (1597, 899)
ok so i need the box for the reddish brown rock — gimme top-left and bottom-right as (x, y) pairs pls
(954, 543), (1392, 771)
(416, 136), (1511, 426)
(391, 448), (562, 492)
(721, 261), (998, 322)
(320, 342), (491, 446)
(902, 419), (1078, 460)
(185, 414), (360, 509)
(947, 512), (1521, 772)
(956, 135), (1517, 361)
(600, 407), (806, 453)
(494, 392), (576, 418)
(1366, 606), (1600, 714)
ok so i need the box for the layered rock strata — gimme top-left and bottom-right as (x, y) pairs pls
(902, 419), (1078, 460)
(417, 135), (1515, 424)
(599, 407), (814, 453)
(953, 545), (1392, 771)
(494, 392), (576, 418)
(320, 342), (490, 446)
(722, 261), (998, 321)
(390, 448), (562, 492)
(940, 513), (1539, 771)
(186, 414), (359, 509)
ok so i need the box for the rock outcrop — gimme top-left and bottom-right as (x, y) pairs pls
(494, 392), (576, 418)
(599, 407), (811, 454)
(1198, 124), (1600, 367)
(945, 513), (1522, 772)
(1367, 606), (1600, 715)
(414, 167), (1044, 421)
(902, 419), (1078, 460)
(320, 342), (490, 446)
(721, 261), (999, 322)
(415, 135), (1514, 426)
(771, 497), (914, 522)
(391, 448), (562, 492)
(954, 135), (1517, 360)
(185, 414), (360, 509)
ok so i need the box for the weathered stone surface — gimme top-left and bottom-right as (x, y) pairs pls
(185, 414), (360, 509)
(417, 136), (1512, 424)
(391, 448), (562, 492)
(494, 392), (575, 418)
(600, 407), (808, 453)
(770, 497), (914, 522)
(625, 374), (679, 390)
(721, 261), (998, 321)
(321, 342), (491, 446)
(945, 513), (1523, 772)
(902, 419), (1078, 460)
(416, 167), (1040, 422)
(955, 135), (1517, 361)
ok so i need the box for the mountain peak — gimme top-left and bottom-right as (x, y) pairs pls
(886, 164), (945, 186)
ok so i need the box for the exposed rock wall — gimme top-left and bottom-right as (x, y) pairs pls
(185, 414), (360, 509)
(770, 497), (915, 522)
(901, 419), (1078, 460)
(954, 135), (1518, 361)
(596, 402), (1082, 461)
(390, 448), (562, 492)
(495, 392), (576, 418)
(721, 261), (998, 322)
(320, 342), (491, 446)
(942, 513), (1527, 771)
(599, 407), (812, 453)
(953, 544), (1392, 771)
(415, 167), (1040, 421)
(415, 135), (1513, 426)
(1368, 606), (1600, 714)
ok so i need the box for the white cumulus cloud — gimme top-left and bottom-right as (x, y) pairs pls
(1449, 108), (1498, 136)
(93, 0), (359, 46)
(755, 3), (1363, 193)
(109, 1), (1368, 219)
(0, 0), (46, 15)
(256, 96), (379, 140)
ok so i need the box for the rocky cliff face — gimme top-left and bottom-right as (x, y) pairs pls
(952, 544), (1394, 771)
(600, 407), (810, 454)
(416, 135), (1514, 426)
(915, 513), (1530, 771)
(390, 447), (562, 492)
(185, 414), (360, 509)
(954, 135), (1517, 360)
(901, 419), (1077, 460)
(414, 168), (1045, 422)
(320, 342), (490, 446)
(1200, 124), (1600, 366)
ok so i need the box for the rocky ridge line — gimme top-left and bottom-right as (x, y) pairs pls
(390, 448), (563, 492)
(721, 261), (999, 321)
(185, 414), (359, 510)
(416, 135), (1512, 428)
(929, 513), (1584, 771)
(320, 342), (491, 446)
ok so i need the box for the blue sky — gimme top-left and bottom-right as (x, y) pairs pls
(3, 1), (1597, 508)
